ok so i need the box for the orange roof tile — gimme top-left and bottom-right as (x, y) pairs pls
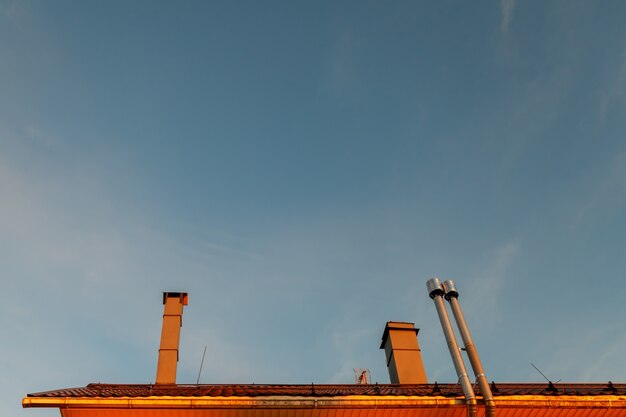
(26, 382), (626, 398)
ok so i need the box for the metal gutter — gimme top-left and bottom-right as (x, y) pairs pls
(22, 395), (626, 409)
(23, 395), (465, 408)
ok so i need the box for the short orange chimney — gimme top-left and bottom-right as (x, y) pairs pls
(380, 321), (428, 384)
(156, 292), (188, 385)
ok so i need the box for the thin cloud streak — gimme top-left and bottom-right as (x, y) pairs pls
(500, 0), (517, 34)
(598, 49), (626, 122)
(462, 241), (521, 322)
(575, 152), (626, 226)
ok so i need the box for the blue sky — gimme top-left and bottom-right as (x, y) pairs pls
(2, 1), (626, 416)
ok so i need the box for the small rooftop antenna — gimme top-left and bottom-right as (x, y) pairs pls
(530, 363), (561, 384)
(353, 368), (371, 384)
(196, 346), (207, 384)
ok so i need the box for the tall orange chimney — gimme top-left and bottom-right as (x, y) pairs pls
(156, 292), (188, 385)
(380, 321), (428, 384)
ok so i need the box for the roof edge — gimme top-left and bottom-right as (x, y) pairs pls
(23, 395), (626, 409)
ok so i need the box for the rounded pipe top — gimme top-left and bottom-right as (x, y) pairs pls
(427, 277), (445, 298)
(442, 279), (459, 300)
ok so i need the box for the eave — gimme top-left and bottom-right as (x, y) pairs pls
(23, 394), (626, 409)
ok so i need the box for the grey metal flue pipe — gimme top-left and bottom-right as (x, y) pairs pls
(427, 278), (477, 417)
(443, 280), (496, 417)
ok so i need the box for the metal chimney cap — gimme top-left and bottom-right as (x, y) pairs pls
(442, 280), (459, 300)
(427, 277), (445, 299)
(162, 292), (189, 305)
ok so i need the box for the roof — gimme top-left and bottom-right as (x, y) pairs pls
(26, 382), (626, 398)
(24, 383), (626, 417)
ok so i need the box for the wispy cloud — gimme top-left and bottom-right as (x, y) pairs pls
(462, 241), (521, 321)
(500, 0), (517, 34)
(575, 152), (626, 226)
(25, 124), (58, 149)
(3, 0), (27, 23)
(534, 322), (626, 382)
(598, 49), (626, 122)
(322, 29), (361, 97)
(328, 325), (378, 384)
(580, 331), (626, 381)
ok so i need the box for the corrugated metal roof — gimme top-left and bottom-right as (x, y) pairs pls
(60, 409), (471, 417)
(27, 383), (626, 398)
(56, 410), (626, 417)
